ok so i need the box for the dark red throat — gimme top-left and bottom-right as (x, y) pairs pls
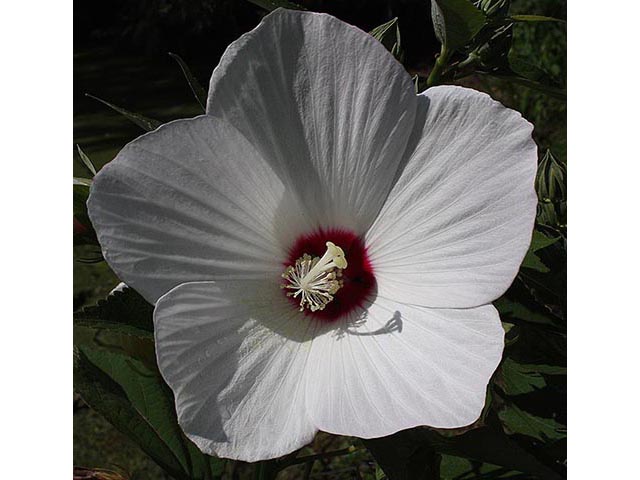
(284, 228), (376, 322)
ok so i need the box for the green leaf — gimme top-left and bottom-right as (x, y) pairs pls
(495, 297), (557, 326)
(85, 93), (162, 132)
(76, 145), (97, 176)
(369, 18), (404, 62)
(440, 455), (522, 479)
(245, 0), (306, 11)
(498, 403), (566, 442)
(365, 423), (563, 480)
(74, 286), (154, 338)
(75, 288), (225, 479)
(364, 434), (442, 480)
(520, 251), (548, 272)
(74, 347), (189, 479)
(529, 230), (560, 253)
(498, 358), (566, 396)
(536, 150), (566, 230)
(168, 52), (207, 112)
(509, 14), (566, 23)
(521, 231), (559, 272)
(484, 55), (567, 98)
(431, 0), (486, 51)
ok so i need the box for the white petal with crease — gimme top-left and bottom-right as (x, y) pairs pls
(305, 299), (504, 436)
(88, 116), (310, 304)
(366, 86), (538, 308)
(154, 280), (318, 461)
(207, 9), (417, 234)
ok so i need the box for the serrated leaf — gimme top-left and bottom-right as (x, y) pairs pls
(431, 0), (486, 51)
(499, 358), (565, 396)
(85, 93), (162, 132)
(169, 52), (207, 111)
(246, 0), (306, 11)
(76, 145), (97, 176)
(74, 287), (154, 337)
(509, 14), (565, 23)
(498, 403), (566, 442)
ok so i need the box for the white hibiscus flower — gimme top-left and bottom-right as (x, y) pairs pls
(87, 9), (537, 462)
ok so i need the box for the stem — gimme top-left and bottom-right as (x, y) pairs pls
(427, 44), (451, 87)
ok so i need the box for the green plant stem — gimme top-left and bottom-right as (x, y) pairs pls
(427, 45), (451, 87)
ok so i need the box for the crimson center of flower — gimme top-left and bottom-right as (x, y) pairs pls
(281, 229), (375, 322)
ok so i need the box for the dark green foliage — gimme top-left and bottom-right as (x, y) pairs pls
(74, 286), (155, 337)
(74, 290), (226, 480)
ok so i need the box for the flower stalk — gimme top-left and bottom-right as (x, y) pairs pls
(427, 45), (451, 87)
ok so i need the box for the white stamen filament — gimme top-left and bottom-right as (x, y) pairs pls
(281, 241), (348, 312)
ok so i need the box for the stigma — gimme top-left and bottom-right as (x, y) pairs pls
(281, 241), (348, 312)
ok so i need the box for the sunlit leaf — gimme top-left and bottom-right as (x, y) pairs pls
(510, 14), (565, 23)
(431, 0), (486, 51)
(76, 145), (97, 176)
(73, 177), (92, 187)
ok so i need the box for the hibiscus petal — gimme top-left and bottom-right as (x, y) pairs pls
(154, 280), (318, 461)
(305, 299), (504, 436)
(207, 9), (417, 234)
(366, 86), (538, 308)
(88, 116), (311, 304)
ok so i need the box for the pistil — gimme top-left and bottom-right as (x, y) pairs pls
(281, 241), (348, 312)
